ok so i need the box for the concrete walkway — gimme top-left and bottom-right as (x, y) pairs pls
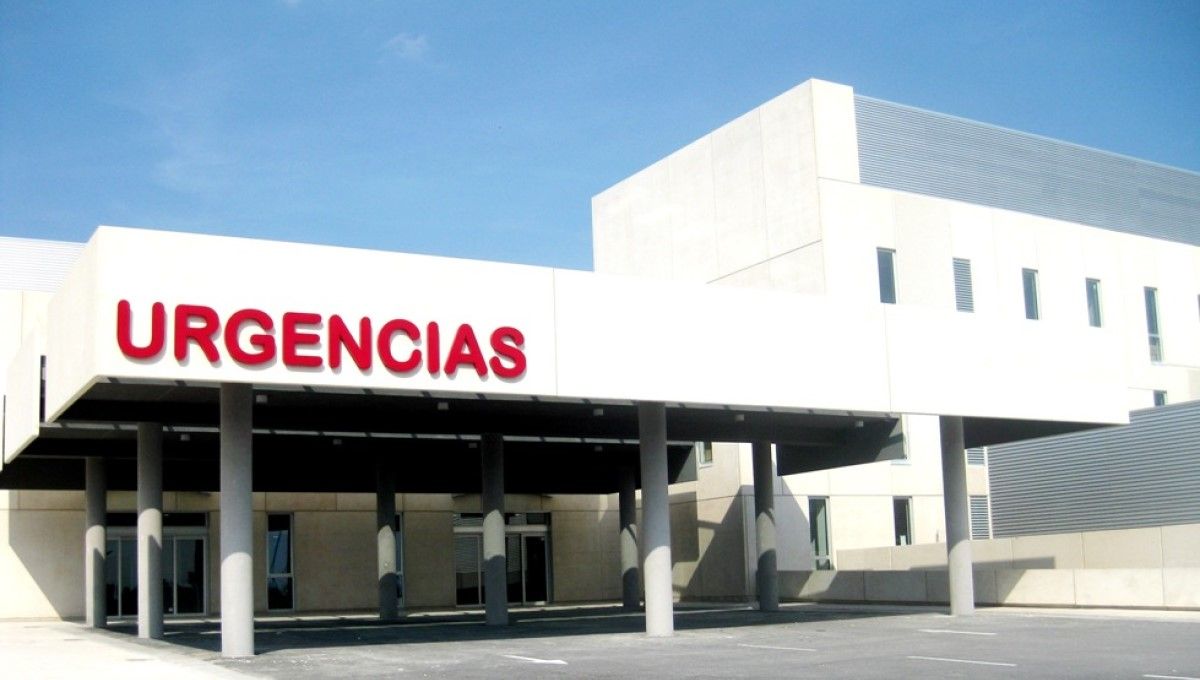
(0, 620), (256, 679)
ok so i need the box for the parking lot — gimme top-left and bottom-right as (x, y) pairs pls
(9, 603), (1170, 679)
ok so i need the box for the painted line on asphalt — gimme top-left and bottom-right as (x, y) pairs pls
(919, 628), (997, 636)
(503, 654), (567, 665)
(738, 643), (817, 652)
(1144, 675), (1200, 680)
(908, 655), (1015, 668)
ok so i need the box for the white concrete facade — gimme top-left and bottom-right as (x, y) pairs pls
(592, 78), (1200, 583)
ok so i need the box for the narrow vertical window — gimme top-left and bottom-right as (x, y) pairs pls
(1085, 278), (1103, 328)
(952, 258), (974, 312)
(1153, 390), (1167, 407)
(393, 514), (405, 605)
(877, 248), (897, 304)
(696, 441), (713, 467)
(1022, 268), (1040, 320)
(267, 514), (295, 610)
(893, 497), (912, 546)
(809, 497), (831, 570)
(1145, 287), (1162, 362)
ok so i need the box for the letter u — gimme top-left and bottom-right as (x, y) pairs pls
(116, 300), (166, 359)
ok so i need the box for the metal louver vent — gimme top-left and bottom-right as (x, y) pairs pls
(953, 258), (974, 312)
(965, 447), (986, 466)
(969, 496), (991, 540)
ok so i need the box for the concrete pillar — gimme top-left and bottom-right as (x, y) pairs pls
(752, 441), (778, 612)
(376, 456), (399, 621)
(136, 422), (163, 639)
(84, 457), (107, 628)
(480, 433), (508, 626)
(220, 383), (255, 657)
(618, 463), (639, 611)
(638, 402), (673, 637)
(940, 415), (974, 616)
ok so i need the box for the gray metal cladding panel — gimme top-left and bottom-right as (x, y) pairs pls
(988, 400), (1200, 536)
(855, 96), (1200, 246)
(0, 236), (84, 292)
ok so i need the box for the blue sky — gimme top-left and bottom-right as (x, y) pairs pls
(2, 1), (1197, 270)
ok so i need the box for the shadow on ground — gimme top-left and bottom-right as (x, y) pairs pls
(103, 602), (930, 655)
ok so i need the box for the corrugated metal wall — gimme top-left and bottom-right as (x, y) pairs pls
(989, 400), (1200, 536)
(855, 96), (1200, 247)
(0, 236), (83, 292)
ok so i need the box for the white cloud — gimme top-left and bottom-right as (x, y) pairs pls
(383, 32), (429, 62)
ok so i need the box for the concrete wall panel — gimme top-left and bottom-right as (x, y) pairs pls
(1162, 523), (1200, 568)
(1163, 568), (1200, 608)
(294, 511), (375, 611)
(1074, 568), (1164, 607)
(403, 511), (454, 608)
(0, 509), (84, 619)
(1082, 527), (1163, 569)
(995, 569), (1076, 606)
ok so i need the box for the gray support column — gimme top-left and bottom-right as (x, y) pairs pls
(618, 463), (639, 611)
(939, 415), (974, 616)
(84, 457), (107, 628)
(752, 441), (778, 612)
(638, 402), (673, 637)
(376, 456), (399, 621)
(220, 383), (255, 657)
(136, 423), (163, 640)
(481, 433), (508, 626)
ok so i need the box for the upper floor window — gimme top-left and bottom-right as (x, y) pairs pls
(1145, 287), (1162, 362)
(1022, 268), (1040, 320)
(952, 258), (974, 312)
(1152, 390), (1168, 407)
(877, 248), (897, 304)
(1085, 278), (1103, 327)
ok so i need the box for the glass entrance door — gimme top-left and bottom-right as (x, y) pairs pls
(168, 537), (206, 614)
(452, 516), (550, 606)
(105, 533), (206, 616)
(522, 535), (548, 603)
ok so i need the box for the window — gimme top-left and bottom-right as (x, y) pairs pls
(1085, 278), (1103, 327)
(1153, 390), (1168, 407)
(696, 441), (713, 467)
(966, 447), (986, 466)
(393, 514), (405, 604)
(893, 497), (912, 546)
(952, 258), (974, 312)
(1022, 268), (1040, 320)
(877, 248), (897, 304)
(267, 514), (294, 610)
(1145, 287), (1162, 362)
(809, 497), (831, 570)
(968, 496), (991, 540)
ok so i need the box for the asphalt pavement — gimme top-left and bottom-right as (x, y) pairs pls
(5, 603), (1199, 679)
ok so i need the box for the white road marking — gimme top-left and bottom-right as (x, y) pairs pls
(502, 654), (567, 665)
(919, 628), (997, 636)
(908, 655), (1016, 667)
(738, 643), (817, 652)
(1144, 675), (1200, 680)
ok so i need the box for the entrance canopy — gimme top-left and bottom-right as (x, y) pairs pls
(2, 226), (1129, 491)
